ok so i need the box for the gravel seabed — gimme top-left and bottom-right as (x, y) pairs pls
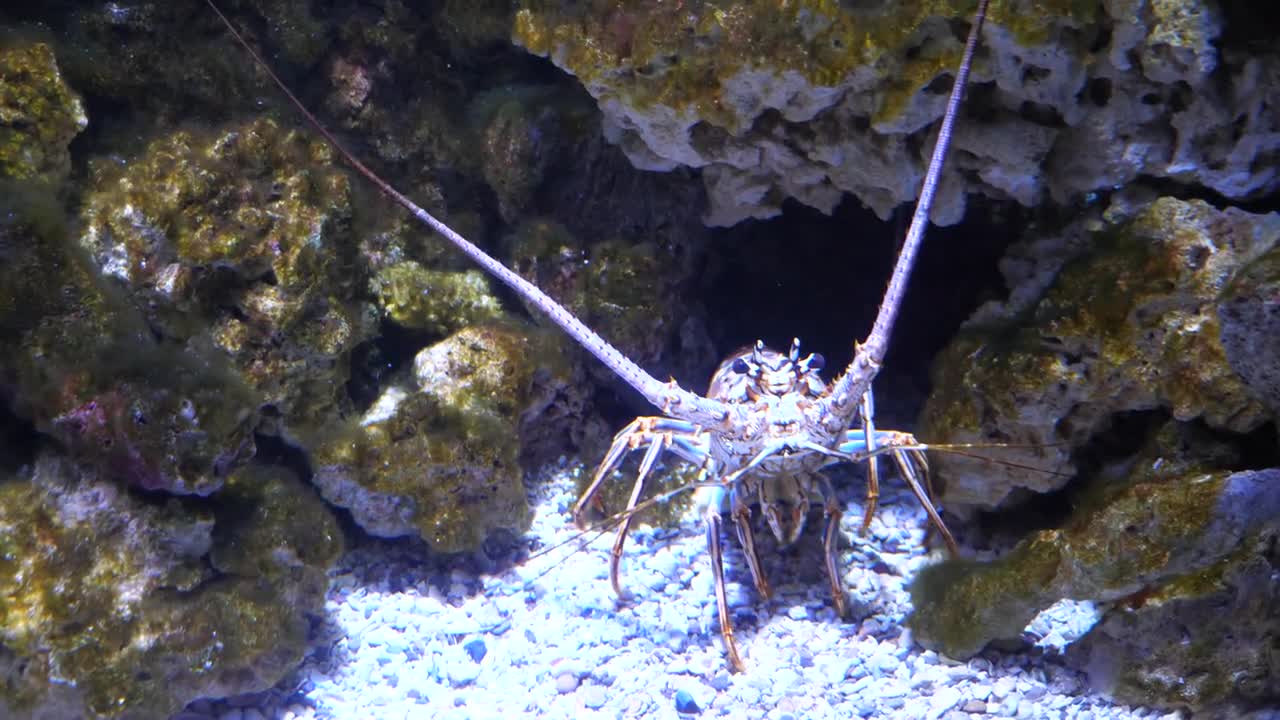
(181, 459), (1188, 720)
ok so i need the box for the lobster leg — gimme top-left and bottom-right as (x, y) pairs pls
(573, 417), (647, 527)
(729, 484), (773, 602)
(705, 495), (747, 672)
(815, 472), (849, 618)
(860, 390), (881, 535)
(836, 428), (957, 555)
(573, 416), (705, 528)
(607, 434), (669, 598)
(888, 448), (959, 556)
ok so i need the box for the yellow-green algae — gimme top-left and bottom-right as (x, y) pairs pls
(514, 0), (1098, 131)
(506, 218), (687, 367)
(2, 198), (258, 496)
(79, 116), (372, 431)
(81, 116), (354, 290)
(373, 262), (505, 334)
(910, 468), (1231, 659)
(1068, 522), (1279, 711)
(0, 457), (340, 719)
(919, 197), (1274, 510)
(313, 321), (577, 552)
(1033, 198), (1263, 429)
(210, 464), (344, 584)
(909, 416), (1260, 661)
(0, 42), (87, 186)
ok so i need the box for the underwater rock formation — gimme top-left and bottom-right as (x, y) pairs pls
(0, 43), (86, 186)
(78, 117), (372, 436)
(909, 452), (1279, 712)
(0, 456), (341, 720)
(311, 322), (576, 552)
(516, 1), (1280, 227)
(1064, 525), (1279, 712)
(2, 208), (258, 496)
(912, 193), (1280, 712)
(908, 420), (1278, 661)
(920, 195), (1278, 512)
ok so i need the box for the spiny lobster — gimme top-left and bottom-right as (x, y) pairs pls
(209, 0), (990, 672)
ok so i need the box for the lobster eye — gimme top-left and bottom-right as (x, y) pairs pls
(808, 353), (825, 371)
(731, 358), (750, 374)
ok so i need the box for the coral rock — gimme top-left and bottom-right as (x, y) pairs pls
(0, 43), (87, 186)
(921, 196), (1278, 511)
(0, 456), (339, 719)
(312, 322), (576, 552)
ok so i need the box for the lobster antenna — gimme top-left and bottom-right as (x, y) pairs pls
(826, 0), (989, 411)
(205, 0), (737, 428)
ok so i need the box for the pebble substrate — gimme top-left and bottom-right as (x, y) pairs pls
(181, 459), (1185, 720)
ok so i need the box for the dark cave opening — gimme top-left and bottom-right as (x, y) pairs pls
(702, 194), (1021, 427)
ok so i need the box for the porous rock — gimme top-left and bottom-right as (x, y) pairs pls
(920, 196), (1278, 512)
(516, 1), (1280, 227)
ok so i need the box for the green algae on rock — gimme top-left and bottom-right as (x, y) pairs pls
(0, 42), (87, 187)
(312, 322), (577, 553)
(516, 2), (1277, 229)
(2, 205), (258, 496)
(210, 464), (344, 586)
(372, 261), (505, 334)
(909, 462), (1279, 663)
(79, 116), (373, 433)
(511, 0), (1099, 225)
(516, 0), (1094, 131)
(0, 456), (340, 720)
(1064, 526), (1280, 712)
(505, 217), (699, 374)
(919, 196), (1278, 512)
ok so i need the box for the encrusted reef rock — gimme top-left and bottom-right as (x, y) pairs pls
(909, 442), (1278, 665)
(1218, 245), (1280, 419)
(371, 262), (504, 334)
(911, 447), (1280, 712)
(912, 192), (1280, 712)
(78, 116), (373, 435)
(505, 217), (715, 388)
(473, 86), (571, 223)
(0, 456), (341, 720)
(56, 2), (325, 113)
(515, 1), (1280, 226)
(0, 43), (87, 186)
(312, 321), (576, 552)
(920, 195), (1279, 511)
(2, 209), (258, 496)
(1063, 525), (1280, 712)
